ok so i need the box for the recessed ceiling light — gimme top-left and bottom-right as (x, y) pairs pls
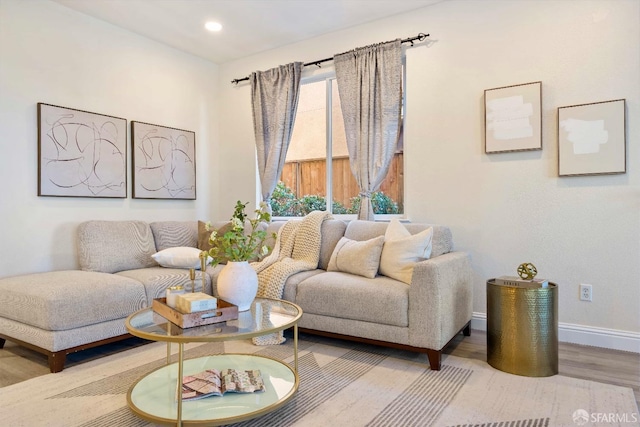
(205, 21), (222, 32)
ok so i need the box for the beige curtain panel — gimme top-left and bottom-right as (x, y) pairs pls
(250, 62), (303, 215)
(335, 40), (403, 220)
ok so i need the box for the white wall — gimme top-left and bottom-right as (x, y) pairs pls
(0, 0), (220, 276)
(217, 0), (640, 335)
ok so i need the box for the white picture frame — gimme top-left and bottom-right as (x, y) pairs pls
(37, 103), (127, 198)
(484, 81), (542, 154)
(131, 121), (196, 199)
(558, 99), (626, 177)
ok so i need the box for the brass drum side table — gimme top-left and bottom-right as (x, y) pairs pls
(486, 279), (558, 377)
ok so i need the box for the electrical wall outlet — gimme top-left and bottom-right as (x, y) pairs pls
(579, 284), (592, 302)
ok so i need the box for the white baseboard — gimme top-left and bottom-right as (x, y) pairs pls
(471, 312), (640, 354)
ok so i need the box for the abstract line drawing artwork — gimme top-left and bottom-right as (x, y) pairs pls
(484, 81), (542, 153)
(37, 103), (127, 198)
(131, 121), (196, 199)
(558, 99), (626, 176)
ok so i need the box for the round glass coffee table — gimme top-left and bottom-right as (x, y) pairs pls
(125, 298), (302, 426)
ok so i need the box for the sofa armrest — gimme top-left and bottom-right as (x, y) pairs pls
(407, 251), (472, 350)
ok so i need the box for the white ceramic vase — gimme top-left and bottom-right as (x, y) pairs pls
(217, 261), (258, 311)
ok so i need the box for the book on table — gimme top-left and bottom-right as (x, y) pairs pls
(494, 275), (549, 288)
(179, 368), (265, 401)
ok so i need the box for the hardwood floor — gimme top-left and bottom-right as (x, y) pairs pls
(1, 330), (638, 408)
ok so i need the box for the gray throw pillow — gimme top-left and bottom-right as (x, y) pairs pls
(327, 235), (385, 279)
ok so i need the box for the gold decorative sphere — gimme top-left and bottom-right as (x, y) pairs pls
(517, 263), (537, 280)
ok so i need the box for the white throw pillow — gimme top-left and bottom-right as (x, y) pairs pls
(379, 219), (433, 284)
(152, 247), (206, 269)
(327, 236), (385, 279)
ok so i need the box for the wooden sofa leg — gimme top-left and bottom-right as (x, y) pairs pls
(426, 349), (441, 370)
(463, 322), (471, 336)
(48, 351), (66, 373)
(0, 337), (5, 349)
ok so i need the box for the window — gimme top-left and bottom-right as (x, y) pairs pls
(271, 76), (404, 218)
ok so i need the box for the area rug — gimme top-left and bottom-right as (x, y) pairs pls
(0, 334), (637, 427)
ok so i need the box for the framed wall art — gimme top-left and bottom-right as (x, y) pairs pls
(484, 81), (542, 154)
(558, 99), (626, 177)
(38, 103), (127, 198)
(131, 121), (196, 199)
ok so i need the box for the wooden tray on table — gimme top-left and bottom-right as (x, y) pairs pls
(152, 297), (238, 329)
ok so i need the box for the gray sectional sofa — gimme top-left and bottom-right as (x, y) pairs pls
(0, 218), (472, 372)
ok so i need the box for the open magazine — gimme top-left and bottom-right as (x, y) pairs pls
(180, 368), (265, 401)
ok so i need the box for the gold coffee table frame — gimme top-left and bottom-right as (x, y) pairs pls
(125, 298), (302, 426)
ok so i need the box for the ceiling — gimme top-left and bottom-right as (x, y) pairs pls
(51, 0), (442, 64)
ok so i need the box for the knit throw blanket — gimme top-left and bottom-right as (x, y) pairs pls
(251, 210), (331, 345)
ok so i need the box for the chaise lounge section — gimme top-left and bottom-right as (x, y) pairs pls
(0, 220), (211, 372)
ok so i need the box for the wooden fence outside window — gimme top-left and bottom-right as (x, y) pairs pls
(279, 153), (403, 210)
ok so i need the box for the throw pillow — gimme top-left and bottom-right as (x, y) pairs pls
(198, 220), (233, 252)
(197, 220), (212, 251)
(152, 247), (205, 269)
(379, 219), (433, 284)
(327, 235), (385, 279)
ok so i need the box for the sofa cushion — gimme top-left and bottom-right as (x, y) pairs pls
(318, 220), (348, 270)
(295, 272), (409, 327)
(78, 220), (157, 273)
(150, 221), (198, 251)
(344, 220), (453, 258)
(282, 269), (325, 302)
(327, 236), (384, 279)
(380, 219), (433, 284)
(116, 267), (212, 305)
(0, 271), (146, 331)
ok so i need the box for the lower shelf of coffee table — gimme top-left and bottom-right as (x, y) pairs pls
(127, 354), (298, 426)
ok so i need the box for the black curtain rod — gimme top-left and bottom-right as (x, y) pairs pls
(231, 32), (429, 84)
